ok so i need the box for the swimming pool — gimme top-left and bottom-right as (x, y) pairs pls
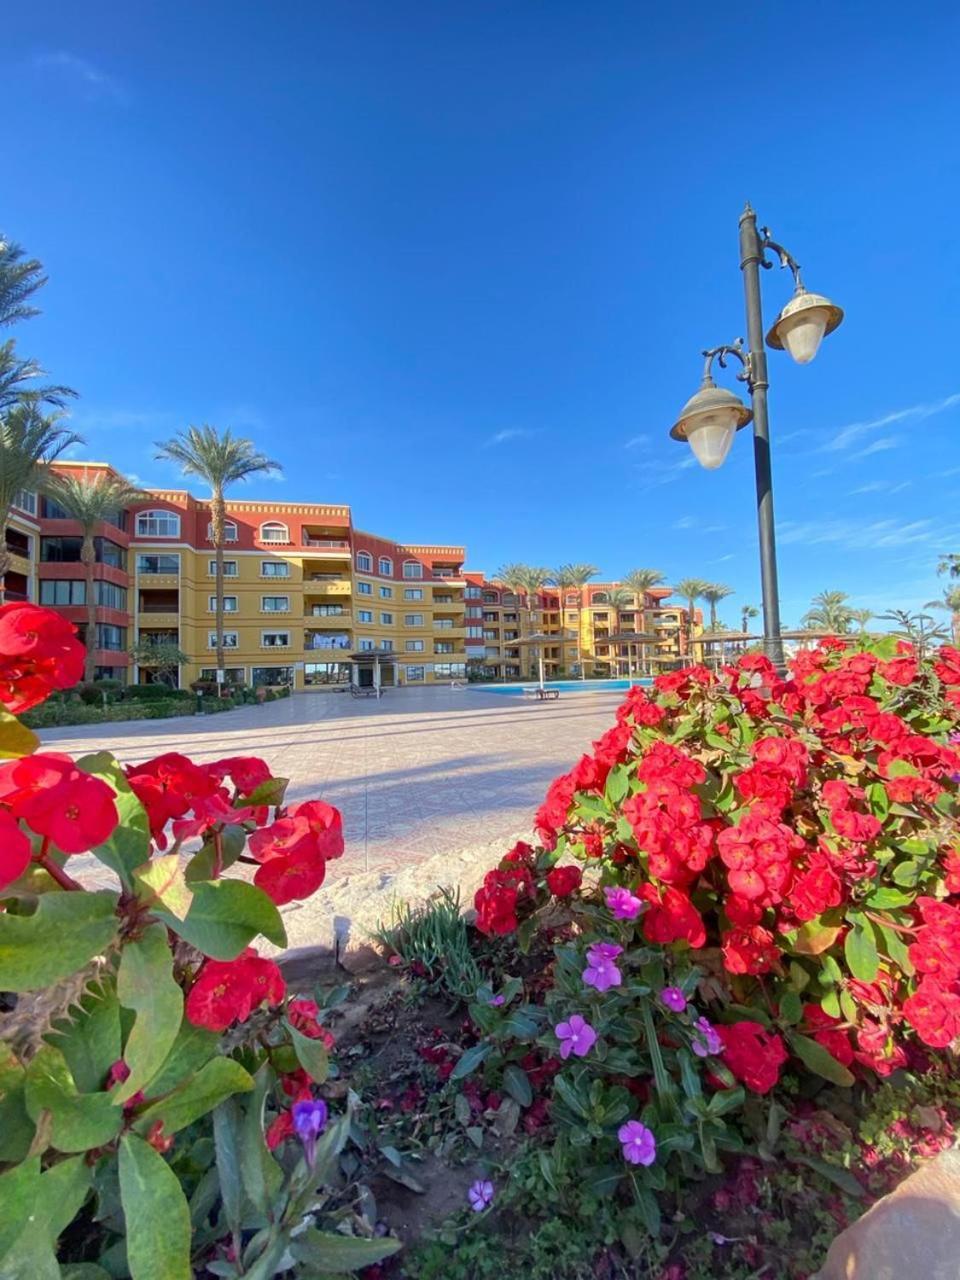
(477, 678), (652, 696)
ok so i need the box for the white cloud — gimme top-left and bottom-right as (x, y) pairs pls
(33, 51), (127, 103)
(857, 436), (901, 458)
(624, 434), (651, 450)
(853, 479), (912, 495)
(672, 516), (696, 530)
(778, 517), (938, 550)
(482, 428), (537, 448)
(823, 392), (960, 453)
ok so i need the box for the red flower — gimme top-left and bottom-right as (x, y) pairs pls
(534, 772), (577, 849)
(126, 752), (219, 846)
(546, 865), (582, 897)
(0, 603), (85, 712)
(185, 948), (286, 1031)
(902, 979), (960, 1050)
(248, 801), (343, 905)
(639, 883), (706, 948)
(287, 998), (335, 1047)
(266, 1110), (295, 1149)
(10, 754), (118, 853)
(0, 809), (31, 891)
(474, 872), (519, 936)
(722, 925), (780, 975)
(717, 1021), (788, 1094)
(802, 1003), (854, 1066)
(208, 756), (273, 795)
(789, 860), (844, 923)
(288, 800), (345, 860)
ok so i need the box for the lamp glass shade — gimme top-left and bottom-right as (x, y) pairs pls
(685, 407), (740, 469)
(775, 306), (828, 364)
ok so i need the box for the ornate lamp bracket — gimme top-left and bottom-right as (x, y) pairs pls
(760, 227), (805, 291)
(701, 339), (756, 391)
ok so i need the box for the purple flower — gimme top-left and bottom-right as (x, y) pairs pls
(604, 885), (643, 920)
(488, 994), (506, 1007)
(292, 1098), (328, 1168)
(587, 942), (624, 963)
(583, 941), (623, 992)
(659, 986), (687, 1014)
(618, 1120), (657, 1166)
(554, 1013), (598, 1059)
(691, 1016), (722, 1058)
(468, 1178), (494, 1212)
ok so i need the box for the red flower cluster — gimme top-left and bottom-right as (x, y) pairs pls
(717, 812), (806, 908)
(475, 840), (536, 935)
(934, 646), (960, 710)
(0, 752), (119, 861)
(903, 897), (960, 1049)
(249, 800), (344, 905)
(546, 865), (582, 897)
(716, 1021), (788, 1094)
(287, 998), (336, 1049)
(0, 603), (85, 713)
(185, 948), (286, 1032)
(802, 1004), (854, 1067)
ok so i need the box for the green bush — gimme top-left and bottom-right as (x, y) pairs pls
(123, 683), (192, 702)
(21, 702), (154, 728)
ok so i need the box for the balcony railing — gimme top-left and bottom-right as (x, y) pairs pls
(302, 537), (350, 549)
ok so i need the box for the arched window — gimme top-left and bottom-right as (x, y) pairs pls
(136, 509), (180, 538)
(402, 559), (423, 580)
(206, 520), (238, 542)
(259, 521), (289, 544)
(356, 550), (373, 573)
(378, 555), (393, 576)
(592, 591), (609, 605)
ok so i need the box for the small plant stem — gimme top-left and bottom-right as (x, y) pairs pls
(37, 851), (84, 891)
(212, 829), (224, 878)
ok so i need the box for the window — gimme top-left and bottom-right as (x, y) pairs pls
(405, 639), (424, 652)
(40, 579), (85, 605)
(309, 605), (344, 616)
(404, 614), (424, 626)
(251, 666), (293, 687)
(357, 581), (372, 595)
(304, 662), (349, 686)
(261, 560), (290, 578)
(404, 588), (423, 601)
(40, 536), (126, 568)
(136, 510), (180, 538)
(5, 527), (30, 558)
(434, 618), (454, 630)
(378, 556), (393, 576)
(379, 585), (393, 599)
(358, 639), (374, 651)
(208, 595), (238, 612)
(261, 596), (289, 613)
(593, 593), (609, 605)
(96, 581), (127, 610)
(380, 639), (393, 651)
(380, 612), (393, 625)
(465, 586), (482, 599)
(201, 667), (246, 686)
(137, 553), (179, 575)
(208, 631), (239, 648)
(96, 624), (126, 651)
(483, 592), (498, 604)
(13, 489), (37, 515)
(435, 641), (454, 654)
(94, 665), (126, 683)
(405, 665), (424, 682)
(261, 631), (290, 648)
(356, 551), (373, 572)
(207, 520), (238, 542)
(259, 522), (289, 544)
(434, 663), (467, 680)
(209, 560), (238, 576)
(402, 560), (423, 579)
(357, 609), (373, 623)
(466, 607), (482, 618)
(467, 627), (484, 639)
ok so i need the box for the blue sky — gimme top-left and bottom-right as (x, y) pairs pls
(5, 1), (960, 627)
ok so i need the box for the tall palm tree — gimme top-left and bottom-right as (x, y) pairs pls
(801, 590), (854, 635)
(552, 562), (597, 677)
(937, 553), (960, 580)
(740, 603), (759, 634)
(624, 568), (665, 674)
(924, 587), (960, 645)
(156, 426), (282, 677)
(0, 340), (76, 414)
(850, 608), (873, 635)
(43, 471), (144, 682)
(606, 587), (634, 675)
(0, 405), (82, 598)
(673, 578), (710, 663)
(495, 563), (529, 677)
(519, 565), (553, 677)
(701, 583), (734, 633)
(0, 236), (47, 328)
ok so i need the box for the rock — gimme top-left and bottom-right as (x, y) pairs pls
(813, 1147), (960, 1280)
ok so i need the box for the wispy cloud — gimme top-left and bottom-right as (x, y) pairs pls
(823, 392), (960, 453)
(67, 407), (179, 433)
(624, 434), (651, 450)
(33, 51), (127, 103)
(778, 517), (939, 551)
(482, 428), (538, 448)
(673, 516), (696, 530)
(857, 436), (902, 458)
(853, 479), (912, 495)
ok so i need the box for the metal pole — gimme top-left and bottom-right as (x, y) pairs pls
(739, 203), (786, 674)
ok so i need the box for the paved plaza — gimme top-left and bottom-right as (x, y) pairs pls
(42, 687), (625, 950)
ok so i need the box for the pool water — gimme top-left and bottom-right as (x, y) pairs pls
(477, 678), (652, 696)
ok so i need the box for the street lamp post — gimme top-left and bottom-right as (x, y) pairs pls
(669, 203), (843, 674)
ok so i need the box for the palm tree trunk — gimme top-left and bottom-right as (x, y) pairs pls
(211, 487), (226, 683)
(81, 533), (96, 683)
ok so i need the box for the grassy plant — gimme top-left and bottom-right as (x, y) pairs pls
(375, 888), (482, 1002)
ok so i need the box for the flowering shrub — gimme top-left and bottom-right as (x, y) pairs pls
(466, 638), (959, 1219)
(0, 603), (399, 1277)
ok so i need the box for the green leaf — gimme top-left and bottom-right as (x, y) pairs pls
(706, 1085), (746, 1117)
(119, 1133), (191, 1280)
(0, 705), (38, 759)
(892, 860), (921, 887)
(633, 1185), (661, 1236)
(584, 1165), (623, 1195)
(450, 1042), (491, 1081)
(132, 855), (194, 921)
(788, 1034), (855, 1087)
(77, 752), (151, 889)
(642, 1002), (674, 1097)
(184, 825), (246, 883)
(213, 1099), (243, 1237)
(778, 989), (803, 1026)
(141, 1017), (219, 1099)
(502, 1064), (533, 1107)
(605, 764), (630, 805)
(24, 1046), (124, 1153)
(0, 1156), (40, 1263)
(115, 924), (183, 1103)
(844, 914), (880, 983)
(878, 923), (913, 973)
(789, 915), (842, 956)
(865, 886), (914, 910)
(865, 782), (890, 820)
(285, 1021), (329, 1084)
(134, 1057), (254, 1136)
(677, 1048), (701, 1101)
(290, 1228), (402, 1272)
(62, 1266), (112, 1279)
(553, 1073), (589, 1119)
(41, 1155), (92, 1241)
(241, 776), (289, 808)
(0, 1045), (35, 1162)
(238, 1068), (283, 1214)
(820, 990), (841, 1019)
(155, 878), (285, 959)
(793, 1153), (865, 1199)
(46, 981), (122, 1095)
(0, 890), (119, 992)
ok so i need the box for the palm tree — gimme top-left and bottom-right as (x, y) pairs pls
(606, 587), (634, 675)
(937, 553), (960, 580)
(801, 590), (854, 635)
(850, 608), (873, 635)
(156, 427), (282, 677)
(701, 583), (734, 632)
(924, 586), (960, 645)
(673, 578), (710, 663)
(740, 603), (759, 634)
(552, 562), (597, 677)
(495, 563), (529, 677)
(42, 471), (144, 682)
(624, 568), (665, 674)
(519, 565), (553, 678)
(0, 405), (82, 598)
(0, 236), (47, 328)
(0, 340), (76, 413)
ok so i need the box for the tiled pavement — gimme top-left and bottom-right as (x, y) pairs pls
(41, 686), (626, 883)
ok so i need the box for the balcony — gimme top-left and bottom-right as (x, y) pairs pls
(301, 536), (351, 559)
(307, 606), (351, 622)
(305, 629), (351, 653)
(305, 577), (351, 596)
(138, 611), (180, 628)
